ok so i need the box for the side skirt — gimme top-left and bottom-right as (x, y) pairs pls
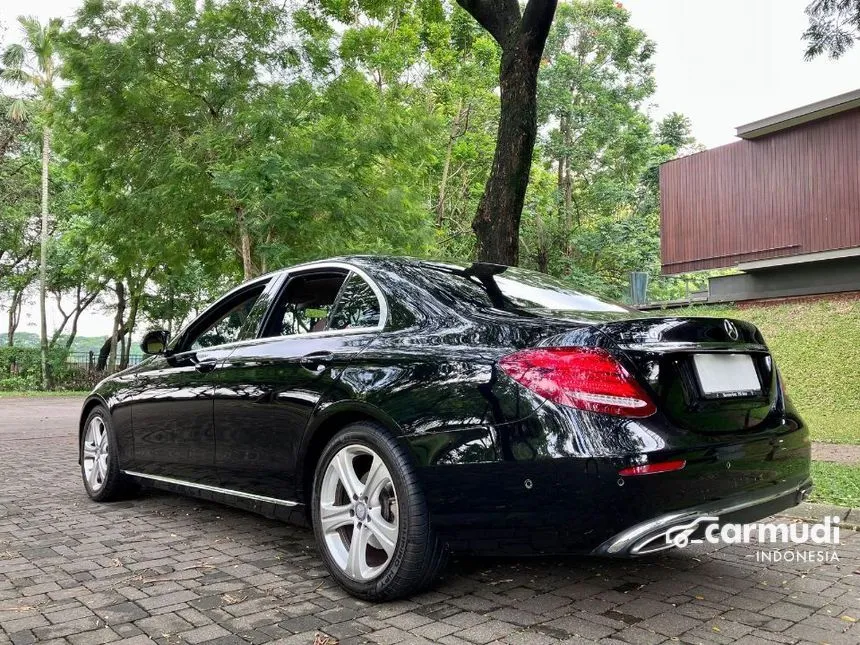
(122, 470), (309, 526)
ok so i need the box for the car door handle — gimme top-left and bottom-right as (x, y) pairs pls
(193, 358), (218, 373)
(300, 351), (334, 373)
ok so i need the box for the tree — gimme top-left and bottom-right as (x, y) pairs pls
(1, 16), (62, 388)
(537, 0), (655, 267)
(455, 0), (558, 265)
(803, 0), (860, 59)
(60, 0), (437, 289)
(306, 1), (500, 261)
(0, 93), (41, 347)
(46, 213), (108, 351)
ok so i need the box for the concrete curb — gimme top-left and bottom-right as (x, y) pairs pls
(780, 501), (860, 529)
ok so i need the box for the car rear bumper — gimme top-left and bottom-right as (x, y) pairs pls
(592, 476), (813, 556)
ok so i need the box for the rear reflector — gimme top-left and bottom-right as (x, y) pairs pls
(498, 347), (656, 418)
(618, 460), (686, 477)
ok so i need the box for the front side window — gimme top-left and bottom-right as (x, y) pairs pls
(329, 273), (381, 330)
(187, 285), (267, 350)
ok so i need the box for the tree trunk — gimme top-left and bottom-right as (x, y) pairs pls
(472, 43), (542, 265)
(64, 288), (100, 351)
(167, 278), (175, 337)
(49, 292), (72, 349)
(458, 0), (558, 265)
(236, 206), (253, 280)
(437, 136), (454, 226)
(97, 326), (127, 371)
(65, 311), (80, 351)
(437, 100), (465, 226)
(107, 281), (125, 373)
(7, 287), (24, 347)
(39, 125), (51, 389)
(120, 289), (141, 370)
(534, 204), (549, 273)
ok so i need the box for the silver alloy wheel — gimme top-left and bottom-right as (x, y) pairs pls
(83, 416), (109, 492)
(319, 444), (399, 582)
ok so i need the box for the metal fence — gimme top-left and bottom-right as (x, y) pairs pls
(66, 351), (146, 372)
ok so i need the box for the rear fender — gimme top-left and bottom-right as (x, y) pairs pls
(296, 400), (404, 504)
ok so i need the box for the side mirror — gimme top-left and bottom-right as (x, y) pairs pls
(141, 329), (170, 355)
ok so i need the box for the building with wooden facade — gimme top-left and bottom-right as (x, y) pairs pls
(659, 89), (860, 302)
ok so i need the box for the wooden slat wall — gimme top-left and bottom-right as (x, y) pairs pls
(660, 108), (860, 274)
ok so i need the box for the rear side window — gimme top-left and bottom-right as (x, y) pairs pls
(422, 263), (630, 314)
(494, 269), (629, 313)
(329, 273), (382, 330)
(265, 271), (348, 337)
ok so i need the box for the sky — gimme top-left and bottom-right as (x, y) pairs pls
(3, 0), (860, 337)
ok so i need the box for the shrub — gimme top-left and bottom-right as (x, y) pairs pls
(0, 346), (100, 391)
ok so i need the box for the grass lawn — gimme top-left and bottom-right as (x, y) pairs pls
(0, 390), (89, 398)
(810, 461), (860, 508)
(671, 299), (860, 445)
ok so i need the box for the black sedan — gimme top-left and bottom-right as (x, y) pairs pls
(78, 256), (811, 600)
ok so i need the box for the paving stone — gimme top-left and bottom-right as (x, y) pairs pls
(542, 615), (615, 640)
(134, 612), (194, 637)
(1, 396), (859, 645)
(486, 607), (542, 626)
(455, 620), (518, 644)
(92, 601), (149, 625)
(66, 627), (121, 645)
(181, 623), (233, 643)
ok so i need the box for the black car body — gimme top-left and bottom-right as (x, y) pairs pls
(79, 256), (811, 598)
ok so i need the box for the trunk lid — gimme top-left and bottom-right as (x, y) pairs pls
(597, 316), (779, 433)
(537, 315), (781, 433)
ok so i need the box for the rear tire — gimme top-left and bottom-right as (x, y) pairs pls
(311, 421), (447, 601)
(81, 406), (134, 502)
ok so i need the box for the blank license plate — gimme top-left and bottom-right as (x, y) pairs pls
(693, 353), (761, 397)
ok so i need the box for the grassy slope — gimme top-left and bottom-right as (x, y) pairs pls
(809, 462), (860, 507)
(669, 298), (860, 445)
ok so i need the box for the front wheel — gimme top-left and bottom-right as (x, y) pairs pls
(81, 406), (134, 502)
(311, 421), (447, 601)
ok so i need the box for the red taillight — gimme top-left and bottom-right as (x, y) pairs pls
(618, 460), (686, 477)
(498, 347), (656, 418)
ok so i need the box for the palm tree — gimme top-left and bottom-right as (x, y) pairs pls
(2, 16), (62, 389)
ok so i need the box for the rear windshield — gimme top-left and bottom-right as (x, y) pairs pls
(421, 263), (631, 314)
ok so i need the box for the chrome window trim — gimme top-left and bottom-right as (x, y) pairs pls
(168, 276), (274, 354)
(122, 470), (301, 507)
(154, 260), (387, 359)
(260, 260), (388, 338)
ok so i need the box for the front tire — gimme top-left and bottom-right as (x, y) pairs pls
(311, 421), (447, 601)
(81, 406), (133, 502)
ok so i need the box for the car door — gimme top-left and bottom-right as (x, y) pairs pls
(213, 264), (386, 501)
(127, 277), (272, 484)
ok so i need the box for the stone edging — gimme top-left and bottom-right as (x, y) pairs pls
(780, 501), (860, 529)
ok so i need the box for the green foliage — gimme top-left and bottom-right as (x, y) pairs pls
(519, 0), (674, 298)
(0, 345), (96, 391)
(809, 462), (860, 507)
(3, 0), (716, 389)
(0, 96), (39, 291)
(674, 299), (860, 445)
(803, 0), (860, 59)
(57, 0), (439, 283)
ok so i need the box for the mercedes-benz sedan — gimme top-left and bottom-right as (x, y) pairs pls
(78, 256), (811, 600)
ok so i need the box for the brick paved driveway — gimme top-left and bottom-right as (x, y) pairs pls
(1, 397), (858, 645)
